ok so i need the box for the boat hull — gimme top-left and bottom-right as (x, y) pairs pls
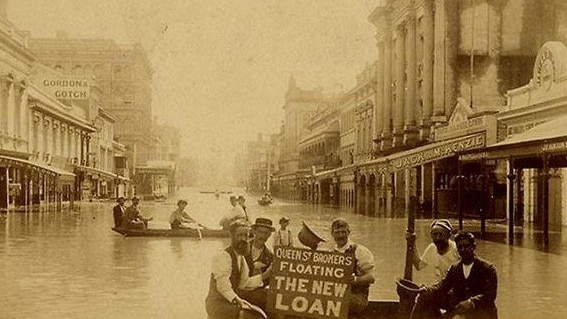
(111, 227), (229, 238)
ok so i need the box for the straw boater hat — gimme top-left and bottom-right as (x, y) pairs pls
(251, 217), (275, 232)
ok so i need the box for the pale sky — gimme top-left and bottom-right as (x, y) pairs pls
(8, 0), (381, 183)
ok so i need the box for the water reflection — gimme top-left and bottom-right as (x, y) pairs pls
(0, 188), (566, 318)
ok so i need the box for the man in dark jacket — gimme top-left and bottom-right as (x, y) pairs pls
(112, 197), (126, 228)
(414, 231), (498, 319)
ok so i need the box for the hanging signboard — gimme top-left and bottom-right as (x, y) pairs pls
(38, 77), (90, 100)
(267, 246), (354, 319)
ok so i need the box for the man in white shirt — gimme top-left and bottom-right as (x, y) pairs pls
(331, 218), (375, 317)
(205, 220), (272, 319)
(406, 219), (460, 282)
(219, 196), (247, 230)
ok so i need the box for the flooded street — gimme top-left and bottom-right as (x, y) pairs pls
(0, 187), (566, 319)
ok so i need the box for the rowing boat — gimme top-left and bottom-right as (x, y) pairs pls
(111, 227), (229, 238)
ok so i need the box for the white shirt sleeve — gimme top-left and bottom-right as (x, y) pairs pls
(273, 231), (281, 248)
(420, 243), (437, 269)
(211, 251), (238, 302)
(355, 245), (375, 275)
(238, 255), (263, 289)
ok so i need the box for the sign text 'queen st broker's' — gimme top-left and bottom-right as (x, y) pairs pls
(267, 247), (354, 319)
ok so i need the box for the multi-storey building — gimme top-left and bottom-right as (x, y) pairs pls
(274, 76), (332, 200)
(0, 12), (97, 211)
(298, 101), (341, 204)
(27, 32), (155, 173)
(359, 0), (554, 220)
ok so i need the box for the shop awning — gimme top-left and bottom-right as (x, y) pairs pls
(460, 116), (567, 161)
(0, 155), (75, 178)
(75, 165), (118, 181)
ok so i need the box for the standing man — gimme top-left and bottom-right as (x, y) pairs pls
(205, 220), (271, 319)
(246, 218), (275, 279)
(331, 219), (375, 317)
(219, 196), (247, 230)
(406, 219), (460, 282)
(112, 197), (126, 228)
(237, 195), (249, 221)
(414, 232), (498, 319)
(273, 217), (294, 248)
(121, 196), (153, 230)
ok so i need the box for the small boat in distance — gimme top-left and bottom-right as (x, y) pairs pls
(111, 227), (229, 238)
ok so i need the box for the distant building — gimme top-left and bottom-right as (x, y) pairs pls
(27, 33), (155, 174)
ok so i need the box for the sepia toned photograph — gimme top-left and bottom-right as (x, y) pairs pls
(0, 0), (565, 318)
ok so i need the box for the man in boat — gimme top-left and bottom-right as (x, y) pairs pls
(331, 218), (375, 317)
(414, 231), (498, 319)
(246, 218), (275, 286)
(121, 196), (153, 230)
(219, 196), (247, 230)
(112, 197), (126, 228)
(205, 220), (272, 319)
(273, 216), (293, 248)
(169, 199), (198, 229)
(405, 219), (460, 282)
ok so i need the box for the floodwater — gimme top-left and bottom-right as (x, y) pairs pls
(0, 187), (566, 319)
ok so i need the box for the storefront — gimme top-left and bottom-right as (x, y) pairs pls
(0, 155), (75, 212)
(458, 41), (567, 245)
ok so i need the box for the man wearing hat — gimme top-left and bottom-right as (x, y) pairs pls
(273, 216), (294, 248)
(112, 197), (126, 228)
(121, 196), (153, 230)
(331, 218), (375, 317)
(219, 196), (247, 230)
(405, 219), (460, 282)
(246, 218), (275, 279)
(206, 220), (271, 319)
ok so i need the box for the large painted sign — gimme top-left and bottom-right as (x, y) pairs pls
(267, 247), (354, 319)
(39, 78), (90, 100)
(390, 133), (485, 171)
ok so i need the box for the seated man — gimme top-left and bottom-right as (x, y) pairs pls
(331, 219), (375, 317)
(205, 220), (271, 319)
(246, 218), (275, 286)
(414, 231), (498, 319)
(219, 196), (247, 230)
(169, 199), (197, 229)
(121, 196), (153, 230)
(112, 197), (126, 228)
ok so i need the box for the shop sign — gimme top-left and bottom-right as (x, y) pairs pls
(39, 77), (90, 100)
(542, 141), (567, 152)
(391, 134), (485, 171)
(268, 247), (354, 319)
(459, 152), (489, 161)
(435, 116), (486, 141)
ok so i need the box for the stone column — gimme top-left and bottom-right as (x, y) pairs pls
(6, 79), (14, 135)
(0, 78), (8, 134)
(375, 41), (385, 143)
(382, 33), (393, 150)
(393, 23), (405, 147)
(404, 15), (418, 145)
(433, 0), (446, 120)
(421, 3), (434, 140)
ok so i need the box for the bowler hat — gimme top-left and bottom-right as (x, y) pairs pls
(251, 217), (275, 231)
(116, 197), (125, 202)
(131, 196), (140, 201)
